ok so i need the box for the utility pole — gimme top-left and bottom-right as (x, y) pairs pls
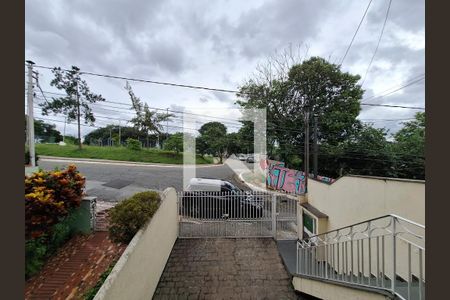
(313, 116), (318, 178)
(118, 121), (121, 146)
(304, 105), (310, 192)
(26, 60), (36, 167)
(109, 127), (112, 146)
(63, 116), (67, 143)
(166, 108), (169, 134)
(76, 78), (82, 149)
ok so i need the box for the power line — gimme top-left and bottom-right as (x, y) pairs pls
(33, 90), (421, 129)
(361, 76), (425, 103)
(32, 64), (241, 94)
(340, 0), (373, 65)
(360, 0), (393, 86)
(360, 103), (424, 110)
(29, 64), (423, 110)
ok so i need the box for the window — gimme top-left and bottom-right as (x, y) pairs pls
(303, 211), (316, 238)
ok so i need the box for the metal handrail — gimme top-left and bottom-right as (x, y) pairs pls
(296, 214), (425, 300)
(300, 214), (424, 243)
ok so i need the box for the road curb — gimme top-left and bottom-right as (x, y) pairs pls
(39, 156), (223, 168)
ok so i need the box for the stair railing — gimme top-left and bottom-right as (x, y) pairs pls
(296, 214), (425, 300)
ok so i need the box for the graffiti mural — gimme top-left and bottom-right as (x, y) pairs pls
(267, 165), (306, 194)
(260, 159), (336, 195)
(259, 159), (285, 170)
(314, 175), (336, 184)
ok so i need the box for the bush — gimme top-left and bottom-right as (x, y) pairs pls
(25, 165), (85, 239)
(25, 212), (78, 279)
(126, 138), (141, 151)
(25, 236), (48, 279)
(108, 191), (161, 243)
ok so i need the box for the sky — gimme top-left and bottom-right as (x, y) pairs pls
(25, 0), (425, 138)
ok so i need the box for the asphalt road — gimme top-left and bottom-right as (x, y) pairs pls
(38, 157), (254, 192)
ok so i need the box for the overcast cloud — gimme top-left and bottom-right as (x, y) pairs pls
(25, 0), (425, 137)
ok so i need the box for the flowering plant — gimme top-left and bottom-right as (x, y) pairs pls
(25, 165), (85, 238)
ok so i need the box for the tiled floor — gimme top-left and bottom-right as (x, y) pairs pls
(154, 238), (307, 300)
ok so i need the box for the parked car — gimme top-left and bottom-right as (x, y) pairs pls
(181, 178), (264, 219)
(238, 154), (247, 161)
(246, 155), (255, 163)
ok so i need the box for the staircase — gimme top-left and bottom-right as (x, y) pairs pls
(295, 214), (425, 299)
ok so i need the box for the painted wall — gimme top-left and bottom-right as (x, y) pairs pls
(260, 158), (335, 195)
(308, 175), (425, 229)
(305, 175), (425, 281)
(292, 276), (390, 300)
(94, 188), (178, 300)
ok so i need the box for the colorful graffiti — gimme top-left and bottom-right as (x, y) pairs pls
(259, 159), (285, 170)
(267, 165), (306, 194)
(314, 175), (336, 184)
(260, 158), (336, 194)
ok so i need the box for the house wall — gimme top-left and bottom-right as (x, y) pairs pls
(292, 276), (391, 300)
(307, 175), (425, 231)
(303, 175), (425, 281)
(94, 188), (178, 300)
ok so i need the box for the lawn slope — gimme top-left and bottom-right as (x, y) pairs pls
(36, 144), (214, 164)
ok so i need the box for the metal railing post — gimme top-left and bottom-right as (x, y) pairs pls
(391, 216), (396, 295)
(271, 194), (277, 238)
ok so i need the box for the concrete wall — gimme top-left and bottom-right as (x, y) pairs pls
(292, 276), (391, 300)
(94, 188), (178, 300)
(303, 175), (425, 281)
(308, 175), (425, 232)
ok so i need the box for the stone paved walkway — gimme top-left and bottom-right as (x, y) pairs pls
(154, 238), (306, 300)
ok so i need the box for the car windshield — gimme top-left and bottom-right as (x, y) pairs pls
(223, 182), (241, 193)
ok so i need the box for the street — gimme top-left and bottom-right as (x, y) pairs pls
(38, 157), (254, 193)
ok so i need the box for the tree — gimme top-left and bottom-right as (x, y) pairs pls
(40, 66), (105, 149)
(237, 121), (255, 154)
(164, 132), (184, 154)
(237, 56), (363, 170)
(125, 82), (173, 147)
(226, 132), (241, 156)
(197, 122), (228, 163)
(24, 116), (63, 143)
(391, 112), (425, 179)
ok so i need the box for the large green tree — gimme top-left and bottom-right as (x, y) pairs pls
(24, 116), (63, 143)
(40, 66), (105, 149)
(391, 112), (425, 179)
(163, 132), (184, 154)
(84, 124), (168, 147)
(237, 56), (363, 169)
(197, 122), (228, 163)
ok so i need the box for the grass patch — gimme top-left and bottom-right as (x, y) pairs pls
(36, 144), (214, 164)
(83, 260), (116, 300)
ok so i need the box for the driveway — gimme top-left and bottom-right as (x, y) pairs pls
(153, 238), (307, 300)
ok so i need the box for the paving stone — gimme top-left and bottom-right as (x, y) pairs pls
(153, 238), (308, 299)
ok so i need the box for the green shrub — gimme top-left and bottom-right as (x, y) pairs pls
(47, 214), (75, 254)
(126, 138), (141, 151)
(25, 165), (85, 239)
(83, 260), (116, 300)
(108, 191), (161, 243)
(25, 212), (78, 279)
(25, 236), (48, 279)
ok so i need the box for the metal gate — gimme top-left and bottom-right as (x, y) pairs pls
(177, 191), (297, 239)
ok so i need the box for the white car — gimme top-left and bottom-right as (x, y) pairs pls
(238, 154), (247, 161)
